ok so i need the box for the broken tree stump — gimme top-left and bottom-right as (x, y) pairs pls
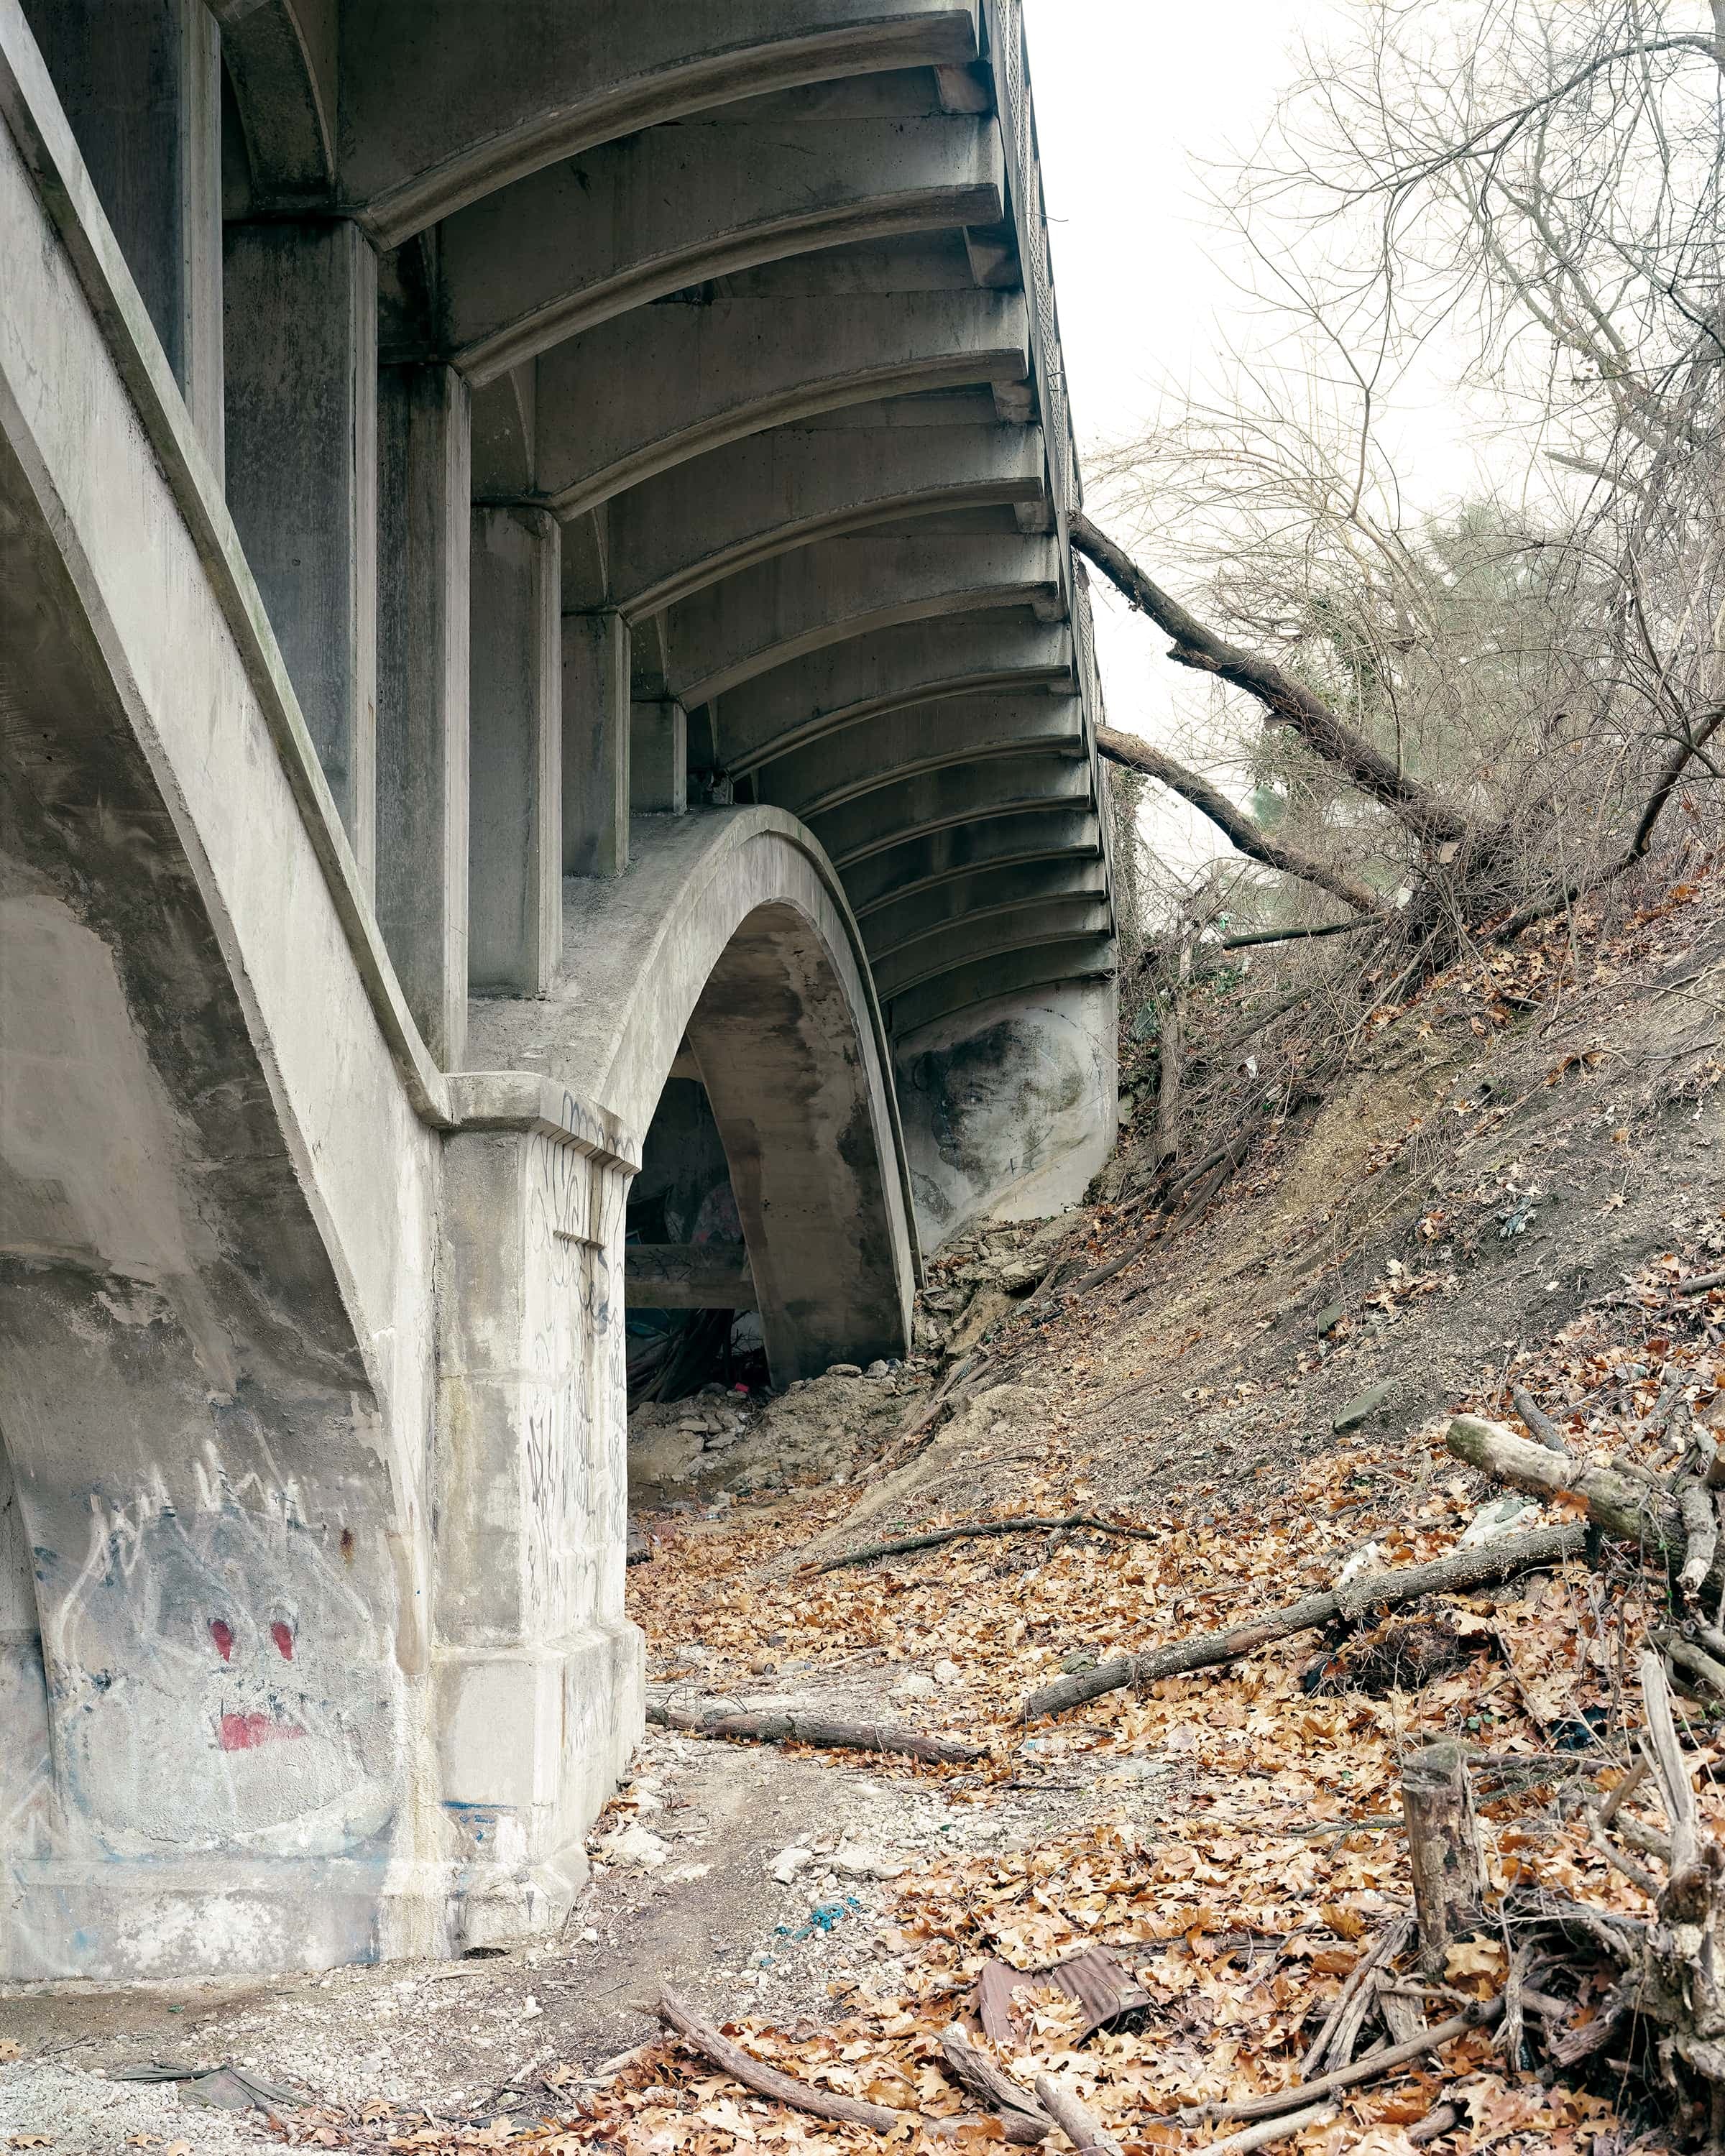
(1402, 1738), (1486, 1974)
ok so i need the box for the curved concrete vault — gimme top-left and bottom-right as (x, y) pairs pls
(1, 0), (1118, 1979)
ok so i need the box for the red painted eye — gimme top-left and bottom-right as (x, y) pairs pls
(209, 1618), (234, 1661)
(270, 1620), (294, 1660)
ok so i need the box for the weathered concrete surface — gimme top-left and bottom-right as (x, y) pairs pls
(0, 29), (643, 1978)
(529, 292), (1029, 515)
(377, 362), (471, 1067)
(756, 689), (1084, 818)
(223, 216), (380, 890)
(653, 531), (1062, 710)
(895, 979), (1119, 1243)
(430, 116), (1003, 382)
(604, 422), (1046, 616)
(469, 506), (563, 993)
(0, 63), (439, 1973)
(3, 0), (1121, 1984)
(465, 813), (919, 1384)
(716, 612), (1074, 775)
(332, 2), (984, 245)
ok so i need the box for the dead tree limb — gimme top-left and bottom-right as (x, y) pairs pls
(801, 1513), (1160, 1575)
(1402, 1741), (1487, 1973)
(1153, 931), (1192, 1170)
(939, 2029), (1050, 2141)
(657, 1990), (1038, 2143)
(1301, 1918), (1410, 2076)
(657, 1989), (908, 2133)
(647, 1702), (981, 1766)
(1182, 2000), (1504, 2127)
(1094, 727), (1381, 914)
(1022, 1523), (1586, 1719)
(1197, 2103), (1340, 2155)
(1073, 516), (1466, 849)
(1219, 921), (1373, 949)
(1031, 2074), (1123, 2156)
(1680, 1480), (1719, 1596)
(1510, 1384), (1568, 1451)
(1447, 1415), (1718, 1591)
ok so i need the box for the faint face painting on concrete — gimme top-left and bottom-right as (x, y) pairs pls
(893, 982), (1115, 1243)
(46, 1496), (396, 1861)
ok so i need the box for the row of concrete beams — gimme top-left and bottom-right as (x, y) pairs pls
(23, 0), (1114, 1069)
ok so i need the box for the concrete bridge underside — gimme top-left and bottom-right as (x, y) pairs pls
(0, 0), (1117, 1978)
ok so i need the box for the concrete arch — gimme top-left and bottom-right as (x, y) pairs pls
(526, 290), (1028, 515)
(336, 2), (983, 248)
(655, 531), (1062, 710)
(605, 423), (1046, 617)
(753, 691), (1084, 819)
(464, 811), (918, 1385)
(717, 612), (1072, 775)
(811, 752), (1097, 870)
(433, 116), (1002, 383)
(842, 809), (1103, 917)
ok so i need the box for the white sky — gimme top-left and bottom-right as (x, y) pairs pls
(1019, 1), (1496, 887)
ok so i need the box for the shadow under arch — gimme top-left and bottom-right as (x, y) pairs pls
(466, 809), (919, 1385)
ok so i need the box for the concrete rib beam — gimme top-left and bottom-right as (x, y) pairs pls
(605, 422), (1046, 617)
(436, 117), (1003, 382)
(809, 751), (1095, 870)
(871, 896), (1114, 998)
(840, 807), (1102, 917)
(209, 0), (335, 203)
(753, 691), (1084, 818)
(655, 531), (1062, 710)
(716, 612), (1072, 776)
(527, 291), (1029, 515)
(885, 936), (1118, 1038)
(860, 856), (1109, 962)
(337, 2), (982, 247)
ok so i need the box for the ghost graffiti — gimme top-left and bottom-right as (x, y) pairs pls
(43, 1493), (397, 1860)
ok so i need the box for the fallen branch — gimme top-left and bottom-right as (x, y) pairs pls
(1182, 1998), (1504, 2127)
(1448, 1414), (1717, 1591)
(938, 2028), (1049, 2142)
(1198, 2102), (1340, 2155)
(1510, 1384), (1568, 1451)
(1074, 516), (1466, 848)
(657, 1991), (911, 2134)
(657, 1990), (1034, 2142)
(1031, 2073), (1123, 2156)
(801, 1514), (1160, 1576)
(647, 1702), (981, 1766)
(1301, 1918), (1409, 2076)
(1095, 727), (1380, 915)
(1679, 1479), (1719, 1595)
(1022, 1523), (1586, 1720)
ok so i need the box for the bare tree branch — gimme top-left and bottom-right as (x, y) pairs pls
(1075, 515), (1468, 848)
(1095, 726), (1382, 913)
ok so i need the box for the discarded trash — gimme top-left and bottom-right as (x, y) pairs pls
(971, 1944), (1153, 2046)
(1458, 1491), (1541, 1547)
(110, 2062), (305, 2111)
(776, 1894), (863, 1940)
